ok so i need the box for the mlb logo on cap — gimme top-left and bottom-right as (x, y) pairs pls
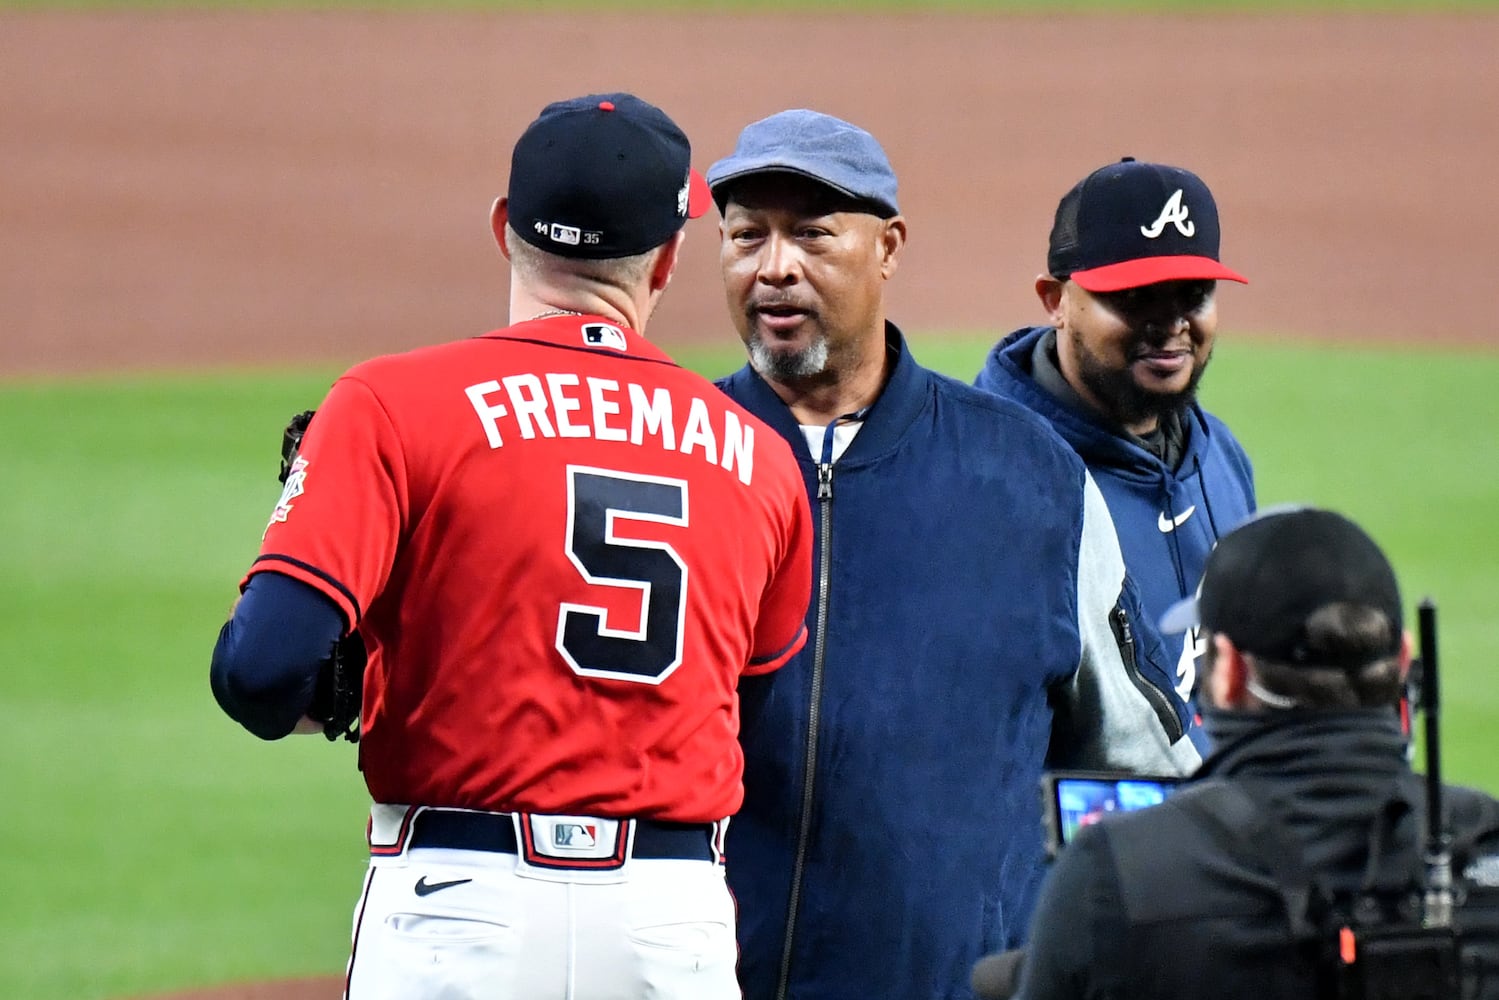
(1047, 158), (1249, 293)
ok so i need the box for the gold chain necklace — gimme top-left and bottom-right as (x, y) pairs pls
(530, 309), (584, 322)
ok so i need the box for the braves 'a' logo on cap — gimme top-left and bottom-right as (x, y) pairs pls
(582, 323), (628, 352)
(676, 174), (691, 217)
(1141, 189), (1196, 239)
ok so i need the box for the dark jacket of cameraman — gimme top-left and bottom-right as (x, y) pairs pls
(1016, 709), (1499, 1000)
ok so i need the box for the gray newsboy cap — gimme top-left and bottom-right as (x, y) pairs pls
(707, 109), (900, 217)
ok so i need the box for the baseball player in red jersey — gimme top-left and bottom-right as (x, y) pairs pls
(210, 93), (813, 1000)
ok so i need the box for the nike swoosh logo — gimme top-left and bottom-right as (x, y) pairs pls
(1157, 505), (1197, 533)
(414, 876), (473, 897)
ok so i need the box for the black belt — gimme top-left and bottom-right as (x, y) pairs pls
(410, 809), (717, 862)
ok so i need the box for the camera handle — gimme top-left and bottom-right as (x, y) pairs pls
(1419, 599), (1454, 930)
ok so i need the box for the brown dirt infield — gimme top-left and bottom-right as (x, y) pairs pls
(11, 8), (1494, 1000)
(129, 980), (340, 1000)
(5, 11), (1499, 386)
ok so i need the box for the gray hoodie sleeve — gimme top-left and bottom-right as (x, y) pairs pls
(1050, 472), (1201, 775)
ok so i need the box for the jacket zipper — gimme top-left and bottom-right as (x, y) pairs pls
(1110, 603), (1186, 744)
(776, 461), (834, 1000)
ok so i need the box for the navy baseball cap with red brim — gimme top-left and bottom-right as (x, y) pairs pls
(1070, 254), (1248, 293)
(1049, 158), (1248, 292)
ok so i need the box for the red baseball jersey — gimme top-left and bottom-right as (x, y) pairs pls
(247, 315), (812, 823)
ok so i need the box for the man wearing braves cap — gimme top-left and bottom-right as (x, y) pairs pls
(983, 506), (1499, 1000)
(211, 92), (813, 1000)
(708, 112), (1199, 1000)
(976, 158), (1258, 752)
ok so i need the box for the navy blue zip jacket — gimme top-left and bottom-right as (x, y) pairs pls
(975, 326), (1256, 750)
(718, 324), (1200, 1000)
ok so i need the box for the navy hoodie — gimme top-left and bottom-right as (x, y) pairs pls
(975, 326), (1256, 749)
(719, 324), (1198, 1000)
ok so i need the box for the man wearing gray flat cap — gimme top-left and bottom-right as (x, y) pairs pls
(708, 109), (1200, 1000)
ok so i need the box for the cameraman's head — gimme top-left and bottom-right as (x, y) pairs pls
(1161, 507), (1411, 714)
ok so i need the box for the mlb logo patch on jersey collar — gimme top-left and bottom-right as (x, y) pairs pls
(582, 322), (628, 352)
(488, 312), (675, 367)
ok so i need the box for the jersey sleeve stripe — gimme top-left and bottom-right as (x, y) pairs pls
(247, 554), (363, 629)
(746, 623), (808, 675)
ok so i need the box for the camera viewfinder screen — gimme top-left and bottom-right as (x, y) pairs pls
(1056, 778), (1175, 845)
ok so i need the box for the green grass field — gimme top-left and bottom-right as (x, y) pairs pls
(3, 332), (1497, 999)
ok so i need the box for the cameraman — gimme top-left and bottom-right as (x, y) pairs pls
(986, 506), (1499, 1000)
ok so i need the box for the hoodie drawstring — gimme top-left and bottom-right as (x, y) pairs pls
(1161, 478), (1189, 598)
(1195, 453), (1224, 543)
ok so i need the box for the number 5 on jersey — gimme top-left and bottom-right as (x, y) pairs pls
(557, 466), (688, 684)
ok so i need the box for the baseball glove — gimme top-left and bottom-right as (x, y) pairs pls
(307, 627), (365, 744)
(279, 409), (316, 486)
(278, 408), (364, 743)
